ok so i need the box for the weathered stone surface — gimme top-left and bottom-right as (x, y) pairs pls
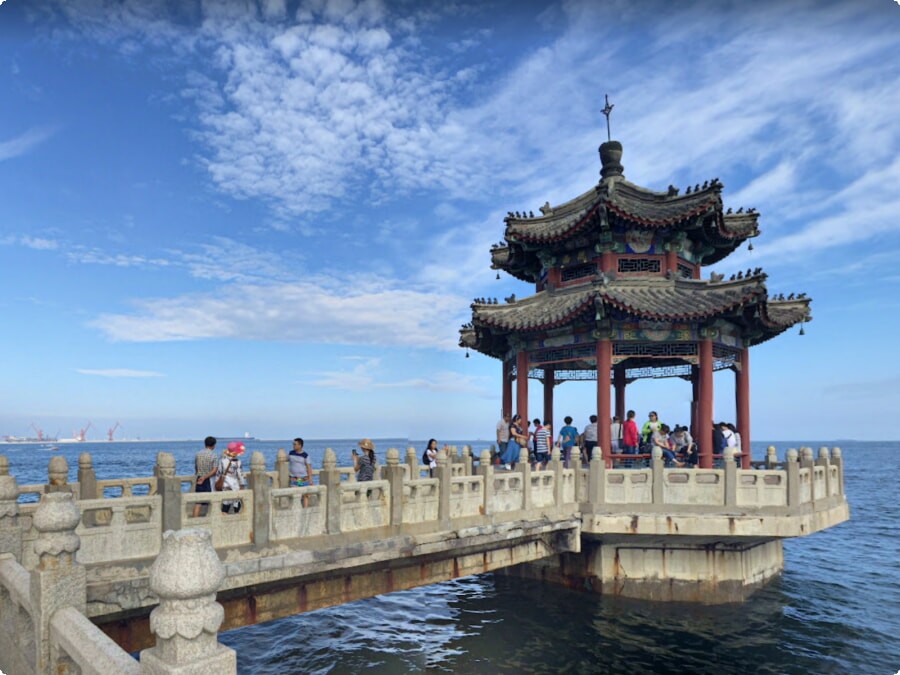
(141, 528), (235, 673)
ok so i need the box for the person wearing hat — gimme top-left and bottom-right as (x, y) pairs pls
(352, 438), (376, 482)
(218, 441), (247, 513)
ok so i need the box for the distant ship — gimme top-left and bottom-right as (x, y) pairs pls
(215, 432), (257, 442)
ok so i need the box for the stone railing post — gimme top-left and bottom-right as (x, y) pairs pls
(156, 453), (182, 533)
(46, 456), (70, 494)
(30, 492), (86, 675)
(435, 449), (452, 527)
(785, 448), (800, 507)
(549, 447), (563, 509)
(816, 447), (831, 498)
(723, 447), (737, 507)
(570, 451), (582, 504)
(319, 449), (341, 535)
(477, 450), (493, 516)
(275, 449), (289, 488)
(406, 447), (419, 478)
(520, 446), (533, 510)
(77, 453), (97, 501)
(140, 529), (236, 674)
(799, 447), (814, 469)
(651, 447), (664, 504)
(800, 447), (815, 506)
(765, 445), (778, 469)
(463, 446), (473, 476)
(249, 452), (270, 549)
(384, 449), (404, 527)
(831, 447), (844, 495)
(0, 455), (22, 561)
(588, 447), (606, 505)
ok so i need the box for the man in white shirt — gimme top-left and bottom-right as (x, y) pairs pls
(583, 414), (598, 463)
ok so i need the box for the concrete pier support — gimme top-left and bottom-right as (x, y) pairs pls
(505, 537), (785, 604)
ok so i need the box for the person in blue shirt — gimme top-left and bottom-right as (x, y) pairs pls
(557, 416), (579, 468)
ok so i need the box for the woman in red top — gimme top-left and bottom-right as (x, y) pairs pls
(622, 410), (640, 454)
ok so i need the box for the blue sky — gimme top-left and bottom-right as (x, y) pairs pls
(1, 0), (898, 442)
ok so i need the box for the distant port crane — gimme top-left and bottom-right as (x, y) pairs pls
(31, 424), (44, 442)
(77, 421), (92, 442)
(107, 422), (120, 442)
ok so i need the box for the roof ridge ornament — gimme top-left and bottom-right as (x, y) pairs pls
(602, 94), (614, 143)
(598, 94), (624, 181)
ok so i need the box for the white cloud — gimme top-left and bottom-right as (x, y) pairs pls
(76, 368), (164, 378)
(20, 236), (59, 250)
(91, 276), (468, 349)
(310, 358), (487, 394)
(0, 127), (56, 161)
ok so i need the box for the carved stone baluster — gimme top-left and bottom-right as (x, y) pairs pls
(384, 449), (403, 527)
(46, 456), (70, 495)
(77, 453), (97, 501)
(0, 455), (21, 561)
(140, 528), (236, 674)
(275, 448), (289, 489)
(30, 492), (86, 674)
(249, 452), (270, 549)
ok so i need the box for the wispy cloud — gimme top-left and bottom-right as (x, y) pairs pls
(76, 368), (164, 378)
(0, 126), (56, 161)
(309, 358), (487, 393)
(91, 277), (468, 349)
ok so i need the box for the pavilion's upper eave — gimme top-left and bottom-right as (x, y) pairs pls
(470, 275), (771, 332)
(503, 175), (735, 245)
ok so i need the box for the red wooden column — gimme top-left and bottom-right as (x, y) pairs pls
(613, 366), (626, 421)
(543, 367), (554, 426)
(596, 340), (612, 464)
(666, 249), (678, 275)
(735, 347), (751, 469)
(698, 338), (714, 469)
(516, 350), (529, 422)
(502, 359), (513, 418)
(690, 365), (699, 438)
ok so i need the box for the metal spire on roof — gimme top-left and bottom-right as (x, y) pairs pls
(601, 94), (614, 142)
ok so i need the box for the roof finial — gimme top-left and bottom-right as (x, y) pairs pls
(601, 94), (614, 143)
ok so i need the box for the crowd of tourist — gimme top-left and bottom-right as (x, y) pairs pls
(494, 411), (743, 470)
(192, 413), (745, 511)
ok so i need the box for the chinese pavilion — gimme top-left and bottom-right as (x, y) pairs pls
(459, 137), (811, 469)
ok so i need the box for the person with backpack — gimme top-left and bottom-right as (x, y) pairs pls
(422, 438), (439, 477)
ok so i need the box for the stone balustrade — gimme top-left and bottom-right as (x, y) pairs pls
(0, 490), (235, 674)
(0, 445), (848, 572)
(0, 444), (849, 673)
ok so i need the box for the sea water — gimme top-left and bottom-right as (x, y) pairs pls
(1, 439), (896, 673)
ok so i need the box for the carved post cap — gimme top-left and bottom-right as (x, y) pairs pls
(591, 447), (602, 462)
(786, 448), (799, 462)
(276, 448), (288, 462)
(651, 446), (662, 460)
(453, 446), (461, 458)
(0, 454), (8, 476)
(551, 446), (561, 461)
(723, 446), (736, 460)
(406, 447), (417, 462)
(766, 446), (777, 456)
(323, 448), (336, 469)
(800, 447), (814, 460)
(156, 452), (177, 478)
(463, 445), (472, 457)
(33, 492), (81, 567)
(78, 452), (93, 470)
(437, 449), (449, 467)
(386, 448), (399, 465)
(831, 447), (842, 459)
(479, 449), (491, 464)
(151, 529), (225, 600)
(250, 451), (266, 473)
(818, 447), (830, 460)
(518, 446), (529, 464)
(48, 455), (69, 485)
